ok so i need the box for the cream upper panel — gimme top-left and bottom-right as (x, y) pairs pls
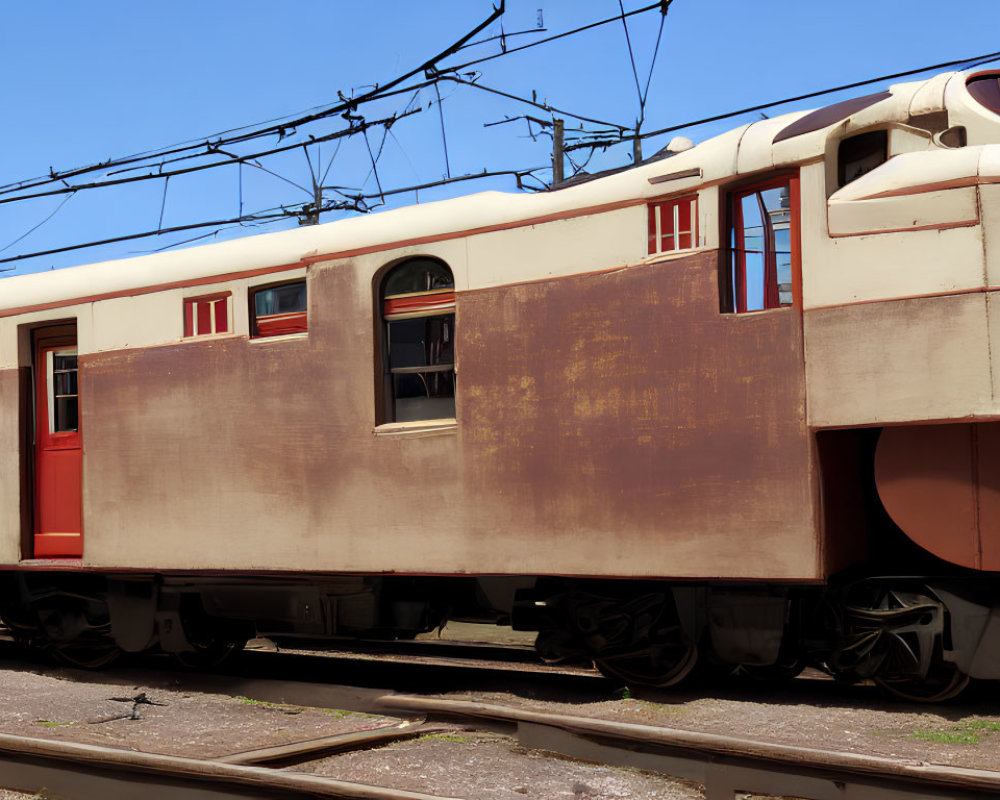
(798, 161), (986, 309)
(737, 114), (807, 174)
(0, 129), (738, 317)
(0, 303), (94, 369)
(466, 207), (641, 291)
(982, 146), (1000, 285)
(909, 71), (952, 117)
(91, 291), (184, 352)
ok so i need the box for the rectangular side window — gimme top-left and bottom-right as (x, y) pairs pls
(723, 176), (797, 313)
(251, 281), (307, 338)
(648, 195), (698, 256)
(184, 294), (231, 337)
(384, 299), (455, 423)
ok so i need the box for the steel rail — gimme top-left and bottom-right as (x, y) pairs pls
(0, 729), (460, 800)
(380, 695), (1000, 800)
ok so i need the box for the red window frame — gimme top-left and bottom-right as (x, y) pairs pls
(648, 195), (698, 256)
(184, 293), (231, 337)
(724, 173), (801, 314)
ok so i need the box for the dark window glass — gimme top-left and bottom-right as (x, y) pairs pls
(255, 282), (307, 316)
(838, 130), (888, 188)
(381, 259), (456, 423)
(383, 259), (454, 297)
(387, 315), (456, 422)
(52, 353), (78, 432)
(967, 73), (1000, 115)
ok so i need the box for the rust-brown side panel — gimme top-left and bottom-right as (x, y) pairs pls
(68, 252), (819, 579)
(460, 250), (818, 579)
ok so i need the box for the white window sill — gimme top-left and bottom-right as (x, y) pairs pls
(641, 245), (712, 265)
(179, 332), (240, 343)
(248, 332), (309, 344)
(374, 419), (458, 438)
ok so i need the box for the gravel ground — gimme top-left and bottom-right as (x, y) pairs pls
(0, 664), (398, 758)
(295, 731), (701, 799)
(3, 627), (1000, 799)
(0, 663), (703, 799)
(451, 684), (1000, 772)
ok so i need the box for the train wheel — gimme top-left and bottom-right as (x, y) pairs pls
(594, 639), (698, 687)
(172, 637), (245, 670)
(832, 583), (968, 701)
(51, 639), (122, 669)
(876, 663), (970, 703)
(735, 655), (805, 683)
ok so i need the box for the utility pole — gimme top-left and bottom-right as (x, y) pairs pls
(552, 118), (564, 186)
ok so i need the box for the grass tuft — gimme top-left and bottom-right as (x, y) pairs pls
(910, 719), (1000, 745)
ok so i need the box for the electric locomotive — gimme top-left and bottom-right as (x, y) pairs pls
(2, 69), (1000, 699)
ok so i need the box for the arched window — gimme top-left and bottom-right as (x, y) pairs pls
(379, 258), (456, 423)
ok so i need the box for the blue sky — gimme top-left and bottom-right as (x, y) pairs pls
(2, 1), (998, 275)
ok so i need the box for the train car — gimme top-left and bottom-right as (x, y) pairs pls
(2, 69), (1000, 700)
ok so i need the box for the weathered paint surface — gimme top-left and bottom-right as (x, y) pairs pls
(803, 293), (995, 428)
(459, 250), (818, 579)
(72, 252), (820, 579)
(0, 368), (20, 563)
(876, 423), (1000, 570)
(3, 70), (1000, 581)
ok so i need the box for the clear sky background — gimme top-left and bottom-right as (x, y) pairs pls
(2, 1), (998, 276)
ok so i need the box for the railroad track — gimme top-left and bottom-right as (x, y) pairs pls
(0, 633), (998, 799)
(0, 684), (998, 800)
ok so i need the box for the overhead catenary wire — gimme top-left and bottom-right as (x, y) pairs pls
(0, 1), (508, 197)
(0, 167), (546, 267)
(628, 48), (1000, 146)
(433, 1), (668, 75)
(4, 0), (1000, 271)
(0, 191), (76, 253)
(0, 109), (421, 207)
(0, 3), (670, 214)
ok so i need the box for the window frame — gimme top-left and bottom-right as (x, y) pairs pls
(721, 171), (801, 315)
(183, 292), (232, 338)
(647, 194), (699, 256)
(249, 279), (308, 339)
(374, 258), (457, 427)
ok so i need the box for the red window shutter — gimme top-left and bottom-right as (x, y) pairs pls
(647, 205), (657, 255)
(383, 290), (456, 320)
(677, 199), (693, 250)
(660, 203), (675, 252)
(255, 312), (307, 336)
(214, 299), (228, 333)
(196, 300), (211, 335)
(183, 300), (194, 337)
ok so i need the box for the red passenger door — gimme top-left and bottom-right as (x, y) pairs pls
(34, 326), (82, 558)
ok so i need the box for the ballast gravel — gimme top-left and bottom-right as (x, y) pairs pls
(0, 662), (701, 799)
(294, 731), (701, 799)
(3, 647), (1000, 798)
(450, 678), (1000, 773)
